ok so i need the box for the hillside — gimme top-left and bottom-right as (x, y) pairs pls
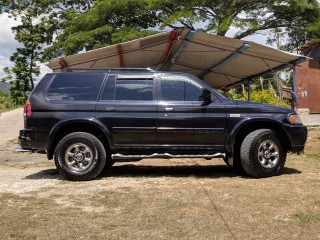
(0, 82), (10, 92)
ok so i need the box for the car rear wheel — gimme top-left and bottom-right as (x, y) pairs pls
(54, 132), (106, 181)
(240, 129), (286, 178)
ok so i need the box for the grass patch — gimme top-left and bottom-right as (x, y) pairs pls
(294, 212), (320, 225)
(305, 153), (320, 159)
(0, 130), (319, 239)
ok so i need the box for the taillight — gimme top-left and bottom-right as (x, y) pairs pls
(24, 99), (32, 117)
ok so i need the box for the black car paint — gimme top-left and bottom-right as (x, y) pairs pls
(19, 71), (307, 159)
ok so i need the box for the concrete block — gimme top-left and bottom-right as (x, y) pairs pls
(297, 108), (310, 115)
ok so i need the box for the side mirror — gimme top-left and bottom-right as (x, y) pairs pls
(200, 89), (212, 104)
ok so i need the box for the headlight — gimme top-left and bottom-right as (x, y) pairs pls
(287, 113), (302, 125)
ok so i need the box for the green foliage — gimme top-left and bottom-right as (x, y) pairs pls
(224, 87), (290, 108)
(42, 0), (320, 59)
(0, 92), (20, 113)
(149, 0), (320, 38)
(44, 0), (159, 58)
(1, 0), (320, 104)
(0, 0), (94, 104)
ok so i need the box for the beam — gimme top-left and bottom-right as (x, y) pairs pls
(117, 44), (124, 67)
(198, 43), (250, 79)
(59, 58), (68, 72)
(171, 30), (196, 62)
(155, 29), (178, 70)
(161, 29), (196, 70)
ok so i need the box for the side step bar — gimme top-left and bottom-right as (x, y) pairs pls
(16, 148), (33, 153)
(112, 152), (226, 161)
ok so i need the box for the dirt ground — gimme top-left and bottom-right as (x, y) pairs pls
(0, 110), (319, 239)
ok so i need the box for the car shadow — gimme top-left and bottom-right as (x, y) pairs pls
(101, 164), (242, 179)
(100, 164), (302, 179)
(24, 169), (63, 180)
(24, 165), (302, 180)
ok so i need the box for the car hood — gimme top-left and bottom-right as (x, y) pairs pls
(233, 100), (295, 114)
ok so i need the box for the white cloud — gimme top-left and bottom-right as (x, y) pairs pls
(37, 62), (52, 80)
(0, 13), (22, 57)
(0, 13), (52, 81)
(0, 13), (21, 79)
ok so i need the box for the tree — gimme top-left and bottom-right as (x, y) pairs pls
(151, 0), (320, 39)
(44, 0), (320, 59)
(0, 0), (94, 104)
(1, 0), (320, 104)
(43, 0), (159, 59)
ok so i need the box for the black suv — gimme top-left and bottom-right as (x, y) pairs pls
(18, 68), (307, 181)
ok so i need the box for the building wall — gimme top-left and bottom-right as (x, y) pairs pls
(296, 57), (320, 113)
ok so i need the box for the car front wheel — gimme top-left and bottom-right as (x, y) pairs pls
(240, 129), (286, 178)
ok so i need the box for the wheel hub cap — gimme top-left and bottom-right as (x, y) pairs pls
(258, 140), (279, 169)
(74, 152), (84, 162)
(64, 143), (93, 172)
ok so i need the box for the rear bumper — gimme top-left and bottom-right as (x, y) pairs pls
(18, 128), (37, 149)
(282, 124), (308, 153)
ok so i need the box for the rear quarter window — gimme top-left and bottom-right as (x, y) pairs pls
(46, 74), (104, 101)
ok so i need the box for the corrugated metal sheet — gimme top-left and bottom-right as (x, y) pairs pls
(47, 28), (308, 89)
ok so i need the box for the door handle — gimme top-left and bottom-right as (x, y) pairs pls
(105, 107), (115, 112)
(165, 107), (174, 112)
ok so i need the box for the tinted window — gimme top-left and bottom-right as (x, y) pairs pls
(160, 76), (203, 101)
(115, 79), (153, 101)
(47, 74), (104, 101)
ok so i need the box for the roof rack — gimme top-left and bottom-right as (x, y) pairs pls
(65, 67), (155, 72)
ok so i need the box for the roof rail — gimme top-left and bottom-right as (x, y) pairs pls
(65, 67), (155, 72)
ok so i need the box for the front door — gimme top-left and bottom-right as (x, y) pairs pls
(156, 74), (204, 147)
(156, 73), (227, 150)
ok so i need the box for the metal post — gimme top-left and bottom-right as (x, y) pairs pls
(247, 79), (251, 101)
(292, 65), (297, 110)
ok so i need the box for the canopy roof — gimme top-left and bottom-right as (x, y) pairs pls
(47, 28), (308, 90)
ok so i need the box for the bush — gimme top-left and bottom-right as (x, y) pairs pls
(223, 89), (290, 108)
(0, 92), (20, 113)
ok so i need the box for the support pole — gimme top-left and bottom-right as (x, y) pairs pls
(247, 79), (251, 101)
(292, 65), (297, 111)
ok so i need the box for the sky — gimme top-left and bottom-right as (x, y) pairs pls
(0, 13), (51, 80)
(0, 13), (271, 80)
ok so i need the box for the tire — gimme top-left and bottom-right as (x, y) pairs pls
(54, 132), (106, 181)
(240, 129), (286, 178)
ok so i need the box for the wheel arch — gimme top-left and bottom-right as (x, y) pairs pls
(228, 119), (291, 159)
(47, 119), (111, 160)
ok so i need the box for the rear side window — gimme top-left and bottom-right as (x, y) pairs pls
(47, 74), (104, 101)
(102, 77), (153, 101)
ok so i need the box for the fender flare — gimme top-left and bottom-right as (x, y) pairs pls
(46, 118), (112, 158)
(227, 117), (288, 150)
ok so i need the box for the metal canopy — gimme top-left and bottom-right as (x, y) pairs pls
(47, 28), (308, 90)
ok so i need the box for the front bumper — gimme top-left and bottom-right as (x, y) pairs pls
(282, 124), (308, 153)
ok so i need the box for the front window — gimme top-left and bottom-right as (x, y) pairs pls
(160, 75), (204, 101)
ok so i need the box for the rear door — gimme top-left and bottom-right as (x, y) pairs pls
(95, 74), (157, 148)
